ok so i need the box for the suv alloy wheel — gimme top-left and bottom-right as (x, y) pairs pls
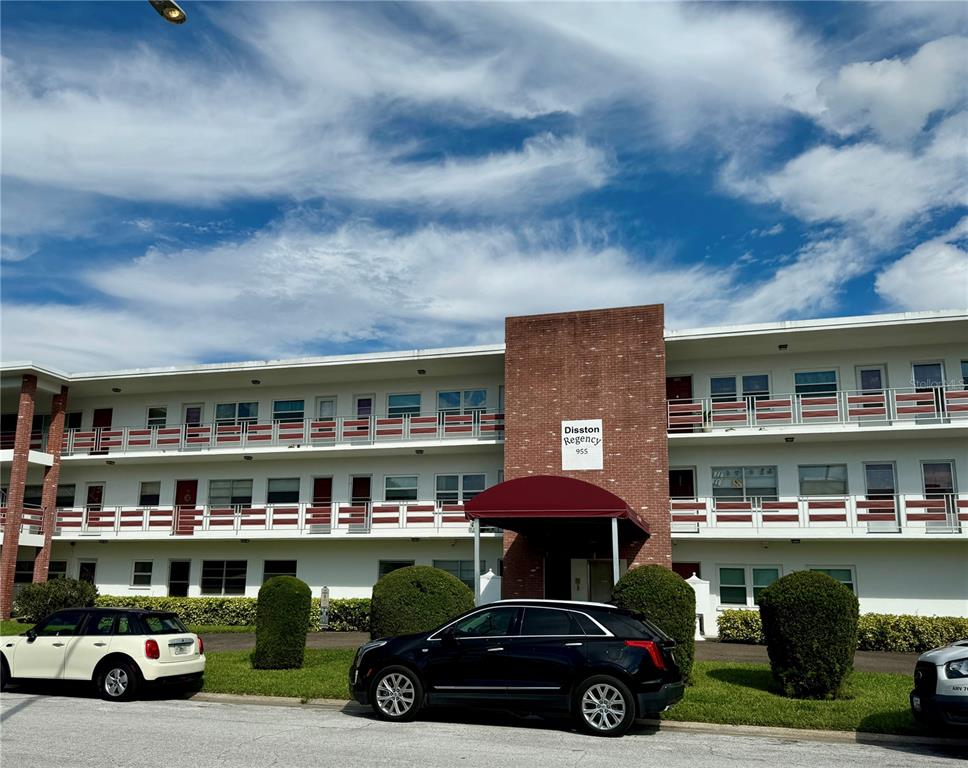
(575, 675), (636, 737)
(371, 666), (423, 722)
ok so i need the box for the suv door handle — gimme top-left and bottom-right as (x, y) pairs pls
(52, 642), (65, 647)
(565, 642), (583, 647)
(487, 646), (504, 652)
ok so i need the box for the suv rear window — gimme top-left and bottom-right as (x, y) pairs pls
(140, 614), (189, 634)
(593, 611), (666, 640)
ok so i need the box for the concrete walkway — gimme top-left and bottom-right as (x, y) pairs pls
(203, 632), (918, 674)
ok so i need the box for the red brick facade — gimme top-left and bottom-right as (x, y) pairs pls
(0, 375), (38, 618)
(502, 305), (670, 598)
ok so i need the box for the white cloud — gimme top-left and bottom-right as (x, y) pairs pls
(875, 219), (968, 311)
(817, 36), (968, 143)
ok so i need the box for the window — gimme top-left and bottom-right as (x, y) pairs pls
(751, 568), (779, 604)
(216, 402), (259, 425)
(811, 567), (855, 593)
(139, 481), (161, 506)
(208, 479), (253, 507)
(272, 400), (304, 423)
(48, 561), (68, 580)
(201, 560), (247, 595)
(433, 559), (486, 589)
(798, 464), (848, 496)
(316, 397), (336, 420)
(89, 615), (115, 636)
(57, 484), (75, 508)
(65, 412), (82, 430)
(78, 561), (96, 584)
(378, 560), (413, 579)
(710, 374), (770, 403)
(437, 389), (488, 414)
(711, 466), (778, 501)
(14, 560), (34, 584)
(267, 478), (300, 504)
(388, 393), (421, 418)
(355, 395), (373, 417)
(864, 463), (896, 499)
(23, 485), (42, 506)
(521, 608), (584, 636)
(263, 560), (297, 582)
(34, 610), (87, 637)
(146, 407), (167, 427)
(141, 614), (189, 634)
(449, 607), (518, 638)
(435, 473), (486, 504)
(962, 361), (968, 387)
(132, 561), (153, 587)
(718, 567), (747, 605)
(116, 615), (137, 635)
(795, 370), (838, 396)
(385, 475), (418, 502)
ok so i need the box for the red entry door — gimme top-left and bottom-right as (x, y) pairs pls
(665, 376), (693, 433)
(313, 477), (333, 505)
(669, 468), (696, 499)
(86, 484), (104, 511)
(92, 408), (113, 454)
(175, 480), (198, 508)
(350, 476), (371, 504)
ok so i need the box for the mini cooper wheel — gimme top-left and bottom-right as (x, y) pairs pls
(370, 665), (422, 722)
(96, 660), (139, 702)
(575, 675), (636, 737)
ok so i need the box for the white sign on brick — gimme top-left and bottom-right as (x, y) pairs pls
(561, 419), (604, 470)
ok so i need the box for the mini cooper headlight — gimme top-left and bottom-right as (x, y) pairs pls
(945, 658), (968, 679)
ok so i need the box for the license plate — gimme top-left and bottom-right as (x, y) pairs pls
(172, 644), (189, 656)
(912, 695), (921, 712)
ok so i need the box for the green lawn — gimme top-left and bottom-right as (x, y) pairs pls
(199, 652), (920, 735)
(203, 649), (355, 701)
(666, 661), (917, 735)
(1, 620), (32, 636)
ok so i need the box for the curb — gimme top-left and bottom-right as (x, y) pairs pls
(188, 692), (968, 749)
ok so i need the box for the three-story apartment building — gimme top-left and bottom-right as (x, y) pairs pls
(2, 305), (966, 631)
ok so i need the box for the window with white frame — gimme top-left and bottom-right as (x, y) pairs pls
(388, 393), (421, 418)
(216, 402), (259, 424)
(139, 481), (161, 506)
(795, 370), (838, 396)
(711, 466), (778, 501)
(48, 561), (68, 580)
(798, 465), (848, 496)
(201, 560), (247, 595)
(435, 474), (487, 503)
(132, 561), (153, 587)
(208, 479), (253, 507)
(146, 407), (167, 427)
(272, 400), (304, 423)
(14, 560), (34, 584)
(437, 389), (487, 414)
(810, 567), (856, 593)
(433, 559), (486, 589)
(709, 374), (770, 403)
(316, 397), (337, 420)
(267, 478), (300, 504)
(385, 475), (419, 502)
(378, 560), (413, 579)
(718, 566), (780, 606)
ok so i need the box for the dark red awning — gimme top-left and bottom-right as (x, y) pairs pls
(465, 475), (650, 535)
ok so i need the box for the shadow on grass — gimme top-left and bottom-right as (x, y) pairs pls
(705, 666), (780, 695)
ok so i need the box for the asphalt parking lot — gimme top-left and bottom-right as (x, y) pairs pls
(2, 690), (965, 768)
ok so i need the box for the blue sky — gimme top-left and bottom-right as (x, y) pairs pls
(2, 1), (966, 371)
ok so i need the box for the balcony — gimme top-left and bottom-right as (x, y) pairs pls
(667, 386), (968, 436)
(0, 504), (46, 546)
(52, 501), (498, 540)
(56, 412), (505, 458)
(670, 494), (968, 538)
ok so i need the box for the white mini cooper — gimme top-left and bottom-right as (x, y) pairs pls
(1, 607), (205, 700)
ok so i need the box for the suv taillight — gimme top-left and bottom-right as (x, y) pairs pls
(145, 639), (160, 659)
(625, 639), (666, 671)
(197, 636), (204, 654)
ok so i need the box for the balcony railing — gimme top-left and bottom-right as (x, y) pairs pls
(668, 386), (968, 433)
(670, 493), (967, 535)
(57, 412), (505, 457)
(52, 501), (490, 538)
(0, 504), (46, 537)
(0, 430), (48, 452)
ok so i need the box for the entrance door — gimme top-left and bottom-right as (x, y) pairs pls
(85, 484), (104, 512)
(183, 404), (203, 427)
(666, 376), (693, 433)
(313, 477), (333, 505)
(913, 363), (945, 420)
(922, 461), (958, 531)
(669, 468), (696, 499)
(92, 408), (112, 454)
(168, 561), (191, 597)
(864, 462), (899, 532)
(354, 395), (374, 418)
(856, 365), (888, 419)
(350, 476), (371, 504)
(175, 479), (198, 508)
(588, 560), (613, 603)
(78, 561), (97, 584)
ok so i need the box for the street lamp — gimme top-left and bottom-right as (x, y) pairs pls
(149, 0), (187, 24)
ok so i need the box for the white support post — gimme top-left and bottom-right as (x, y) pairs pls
(473, 518), (481, 606)
(611, 517), (620, 586)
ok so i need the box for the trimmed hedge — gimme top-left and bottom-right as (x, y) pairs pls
(14, 579), (98, 623)
(719, 609), (968, 653)
(252, 576), (311, 669)
(370, 566), (474, 639)
(611, 565), (697, 684)
(759, 571), (859, 699)
(95, 595), (371, 632)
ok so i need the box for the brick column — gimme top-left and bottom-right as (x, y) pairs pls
(0, 374), (38, 618)
(33, 386), (69, 582)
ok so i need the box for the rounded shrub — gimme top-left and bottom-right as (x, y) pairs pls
(252, 576), (312, 670)
(758, 570), (859, 699)
(13, 578), (98, 623)
(370, 566), (474, 639)
(610, 565), (696, 683)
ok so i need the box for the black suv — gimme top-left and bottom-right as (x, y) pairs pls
(349, 599), (684, 736)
